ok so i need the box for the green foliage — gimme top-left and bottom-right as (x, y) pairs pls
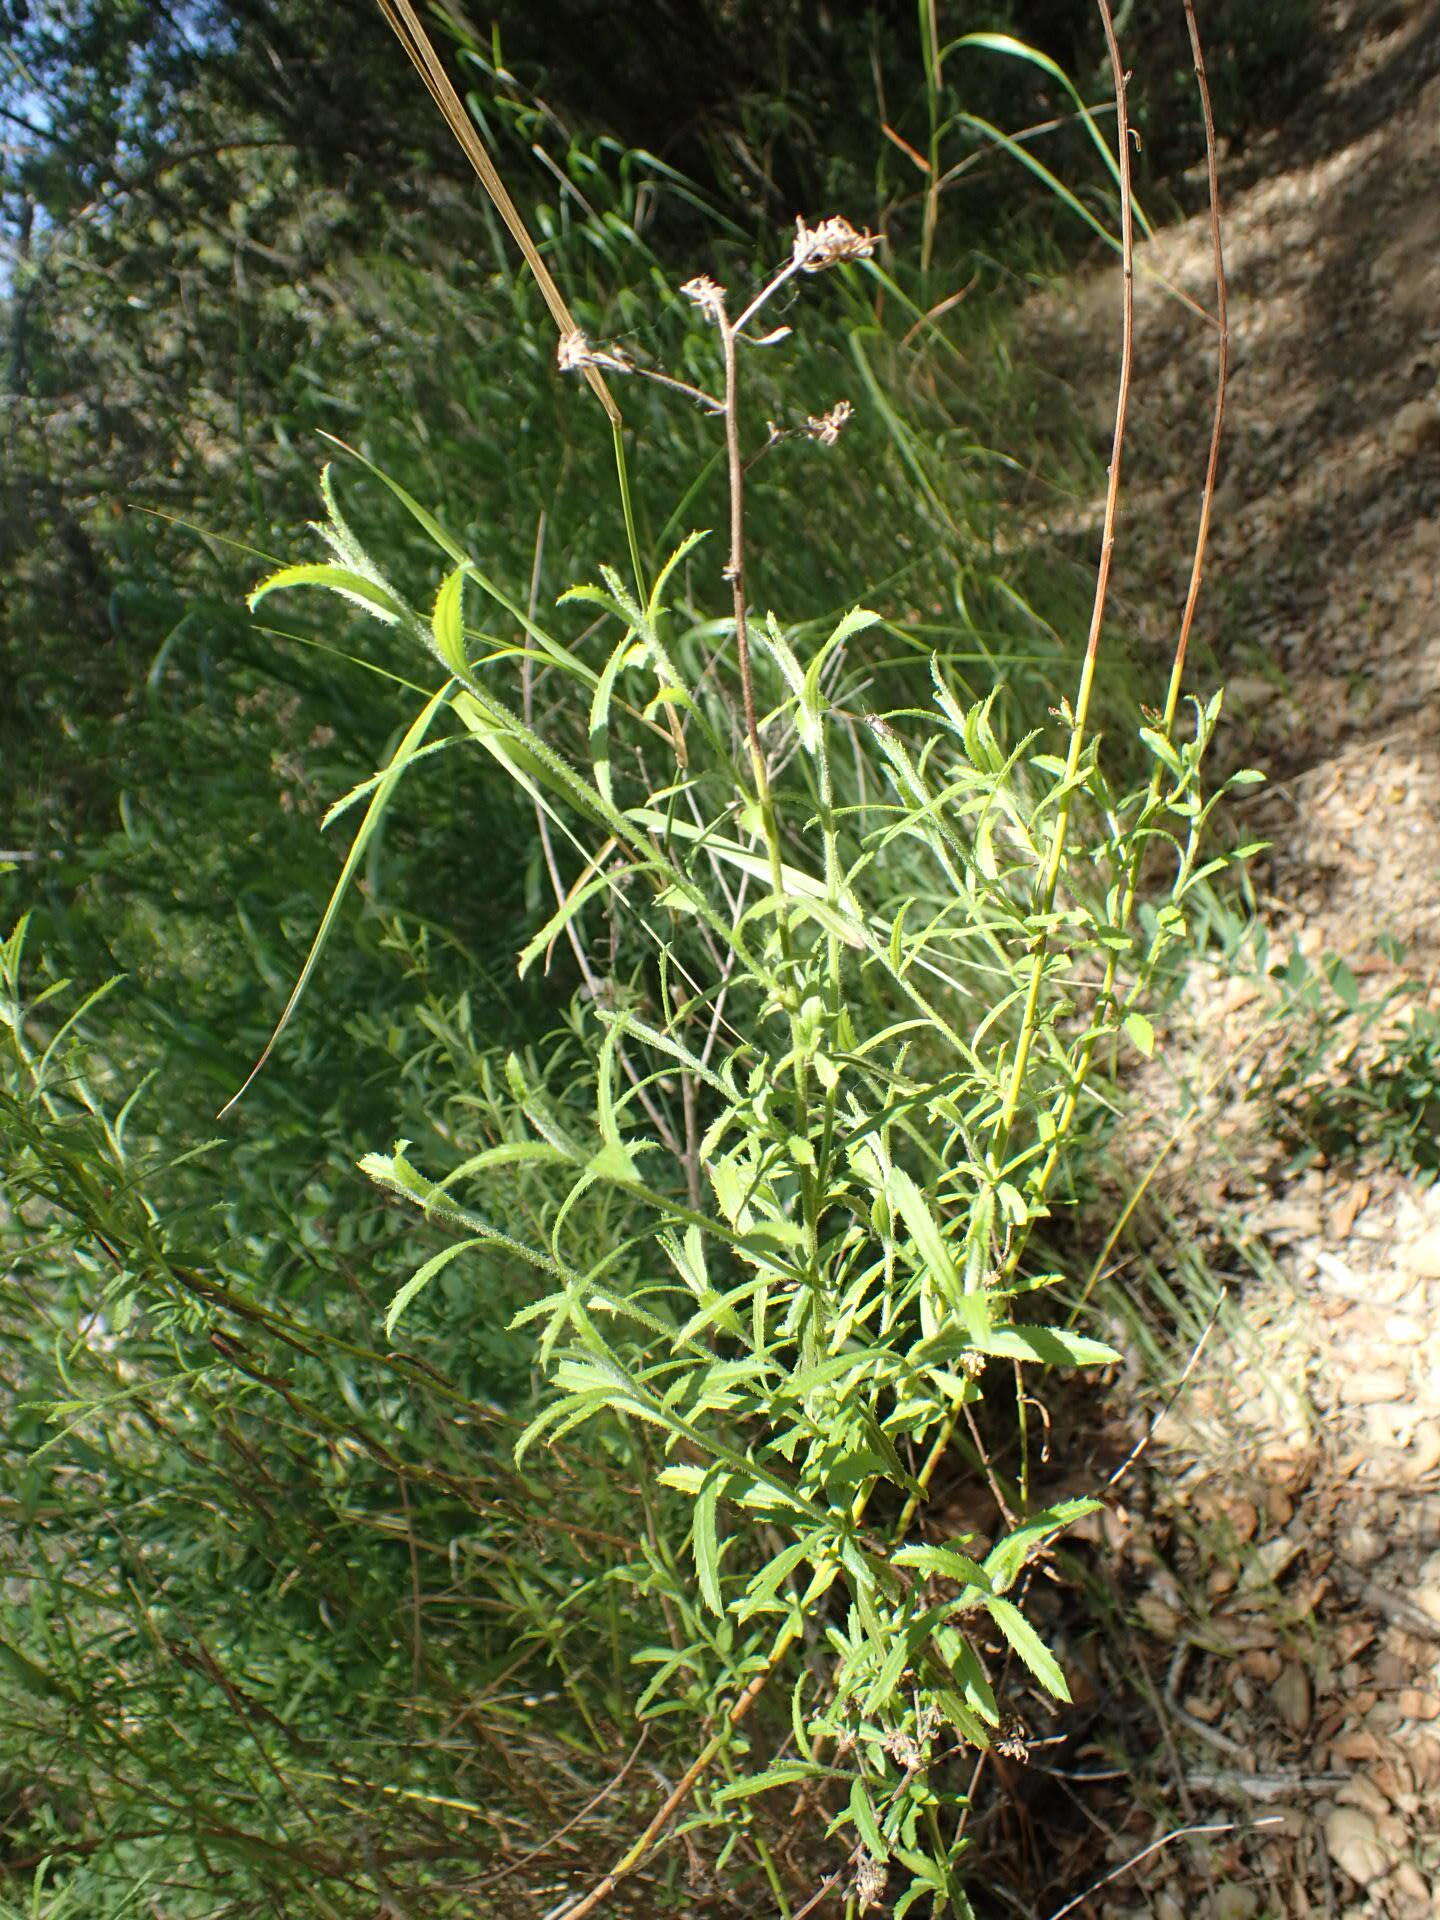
(217, 193), (1249, 1905)
(0, 8), (1252, 1911)
(1259, 946), (1440, 1183)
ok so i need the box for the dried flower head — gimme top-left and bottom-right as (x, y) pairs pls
(852, 1851), (888, 1913)
(882, 1726), (922, 1772)
(557, 328), (593, 373)
(793, 215), (877, 273)
(995, 1713), (1030, 1762)
(804, 400), (854, 446)
(681, 274), (727, 320)
(558, 331), (633, 378)
(959, 1347), (986, 1380)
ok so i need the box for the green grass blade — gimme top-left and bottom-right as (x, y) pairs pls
(218, 679), (456, 1116)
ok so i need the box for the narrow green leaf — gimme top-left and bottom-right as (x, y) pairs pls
(219, 680), (455, 1116)
(983, 1498), (1099, 1594)
(848, 1778), (889, 1861)
(888, 1166), (962, 1305)
(431, 566), (470, 678)
(248, 563), (406, 626)
(713, 1762), (827, 1805)
(983, 1595), (1070, 1701)
(694, 1475), (724, 1615)
(971, 1324), (1121, 1369)
(891, 1543), (991, 1590)
(938, 32), (1153, 237)
(385, 1237), (481, 1337)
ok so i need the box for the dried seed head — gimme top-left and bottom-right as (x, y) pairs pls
(793, 215), (877, 273)
(558, 331), (633, 377)
(959, 1348), (986, 1380)
(681, 274), (727, 320)
(852, 1851), (888, 1912)
(804, 399), (854, 446)
(882, 1726), (922, 1772)
(557, 328), (593, 373)
(995, 1713), (1030, 1762)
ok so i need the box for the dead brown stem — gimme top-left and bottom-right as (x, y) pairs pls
(1168, 0), (1231, 720)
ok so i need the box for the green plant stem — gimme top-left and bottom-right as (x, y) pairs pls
(919, 0), (942, 279)
(611, 417), (648, 607)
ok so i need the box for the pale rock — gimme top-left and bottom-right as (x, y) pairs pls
(1339, 1774), (1393, 1819)
(1402, 1422), (1440, 1480)
(1274, 1661), (1312, 1733)
(1340, 1523), (1385, 1569)
(1316, 1251), (1370, 1297)
(1339, 1367), (1409, 1405)
(1401, 1731), (1440, 1787)
(1384, 1314), (1428, 1343)
(1211, 1887), (1258, 1920)
(1389, 397), (1440, 458)
(1383, 1861), (1431, 1920)
(1400, 1229), (1440, 1278)
(1366, 1401), (1422, 1446)
(1239, 1535), (1302, 1591)
(1137, 1594), (1182, 1637)
(1224, 1497), (1260, 1544)
(1325, 1804), (1391, 1885)
(1264, 1484), (1295, 1527)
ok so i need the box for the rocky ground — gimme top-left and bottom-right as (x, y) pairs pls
(997, 3), (1440, 1916)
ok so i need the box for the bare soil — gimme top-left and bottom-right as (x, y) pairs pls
(983, 5), (1440, 1916)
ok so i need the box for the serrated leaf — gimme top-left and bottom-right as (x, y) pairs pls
(384, 1237), (481, 1336)
(982, 1595), (1070, 1701)
(694, 1475), (725, 1614)
(891, 1543), (990, 1590)
(712, 1762), (826, 1805)
(431, 565), (470, 678)
(848, 1778), (889, 1860)
(972, 1324), (1121, 1369)
(888, 1166), (961, 1305)
(248, 563), (406, 626)
(983, 1498), (1099, 1593)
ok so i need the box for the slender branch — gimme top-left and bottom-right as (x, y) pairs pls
(1168, 0), (1231, 724)
(991, 0), (1137, 1152)
(485, 1731), (648, 1892)
(718, 308), (766, 790)
(1043, 1817), (1280, 1920)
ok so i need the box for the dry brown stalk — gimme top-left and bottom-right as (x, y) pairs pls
(1168, 0), (1232, 720)
(371, 0), (620, 425)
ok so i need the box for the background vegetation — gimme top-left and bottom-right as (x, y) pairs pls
(3, 1), (1309, 1913)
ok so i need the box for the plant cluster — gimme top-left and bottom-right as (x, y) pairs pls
(1257, 945), (1440, 1183)
(0, 3), (1251, 1913)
